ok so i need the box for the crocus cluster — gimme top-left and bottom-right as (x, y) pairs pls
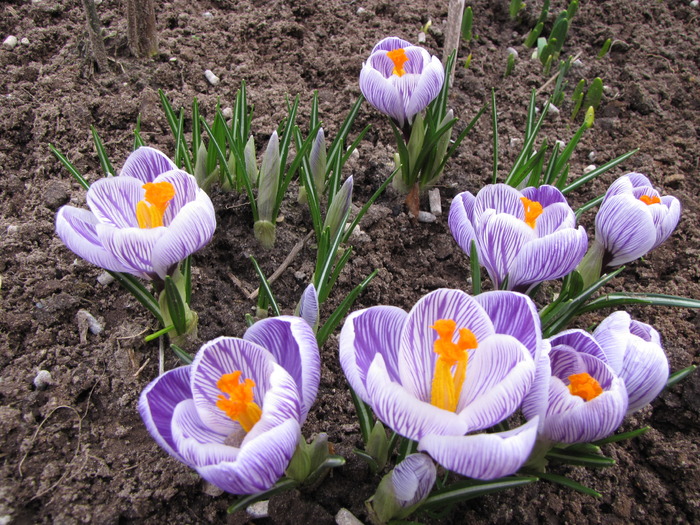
(55, 147), (216, 281)
(449, 184), (588, 292)
(139, 316), (320, 494)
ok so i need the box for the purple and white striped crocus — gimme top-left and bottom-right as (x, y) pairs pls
(359, 37), (444, 129)
(340, 288), (541, 480)
(55, 147), (216, 280)
(449, 184), (588, 292)
(139, 316), (320, 494)
(523, 330), (628, 444)
(593, 311), (669, 414)
(592, 173), (681, 268)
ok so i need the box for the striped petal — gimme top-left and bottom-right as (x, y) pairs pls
(620, 336), (668, 413)
(371, 37), (414, 54)
(595, 194), (656, 266)
(120, 146), (178, 182)
(508, 226), (588, 290)
(418, 418), (539, 480)
(457, 334), (535, 431)
(55, 206), (131, 273)
(153, 169), (202, 224)
(366, 353), (468, 441)
(592, 311), (631, 373)
(339, 306), (406, 402)
(399, 289), (495, 402)
(521, 185), (568, 208)
(86, 176), (142, 229)
(189, 337), (275, 435)
(138, 365), (192, 464)
(522, 341), (552, 429)
(150, 194), (216, 278)
(243, 316), (320, 422)
(474, 291), (541, 359)
(550, 329), (609, 363)
(297, 283), (319, 329)
(360, 65), (406, 126)
(97, 222), (164, 278)
(534, 202), (576, 236)
(473, 184), (524, 220)
(448, 191), (477, 256)
(652, 196), (681, 248)
(391, 453), (436, 508)
(405, 56), (444, 120)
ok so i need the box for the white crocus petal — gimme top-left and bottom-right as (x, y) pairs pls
(189, 337), (275, 435)
(418, 418), (539, 480)
(97, 222), (164, 278)
(371, 36), (414, 54)
(243, 316), (320, 422)
(297, 283), (319, 329)
(198, 418), (300, 495)
(620, 338), (669, 414)
(155, 169), (202, 223)
(55, 207), (132, 273)
(120, 146), (178, 182)
(653, 196), (681, 248)
(508, 225), (588, 290)
(360, 65), (406, 126)
(477, 210), (535, 288)
(151, 196), (216, 279)
(521, 342), (552, 430)
(339, 306), (406, 403)
(392, 453), (436, 507)
(171, 399), (239, 468)
(86, 176), (143, 229)
(366, 354), (468, 441)
(595, 194), (656, 266)
(534, 202), (576, 236)
(398, 289), (495, 402)
(405, 56), (444, 120)
(592, 311), (631, 373)
(448, 191), (477, 255)
(457, 335), (535, 431)
(473, 184), (524, 220)
(138, 366), (193, 464)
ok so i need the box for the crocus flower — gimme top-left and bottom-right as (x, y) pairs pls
(523, 330), (628, 444)
(449, 184), (588, 292)
(593, 311), (669, 414)
(340, 288), (540, 480)
(359, 37), (445, 129)
(139, 316), (320, 494)
(593, 173), (681, 267)
(55, 147), (216, 280)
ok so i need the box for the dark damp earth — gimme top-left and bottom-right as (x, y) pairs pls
(1, 0), (699, 523)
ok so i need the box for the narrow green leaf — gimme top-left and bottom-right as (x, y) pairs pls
(182, 256), (192, 304)
(200, 116), (235, 188)
(349, 387), (374, 445)
(423, 476), (538, 510)
(170, 343), (194, 364)
(470, 240), (481, 295)
(666, 365), (697, 388)
(576, 292), (700, 316)
(133, 116), (145, 149)
(191, 97), (201, 165)
(342, 168), (397, 245)
(108, 271), (163, 325)
(546, 449), (615, 468)
(353, 448), (380, 472)
(144, 325), (175, 342)
(249, 256), (281, 317)
(50, 144), (91, 190)
(575, 194), (604, 218)
(227, 478), (299, 514)
(461, 6), (473, 42)
(563, 149), (637, 194)
(537, 472), (600, 497)
(164, 276), (187, 335)
(491, 89), (499, 183)
(598, 38), (612, 58)
(90, 126), (115, 177)
(593, 426), (650, 445)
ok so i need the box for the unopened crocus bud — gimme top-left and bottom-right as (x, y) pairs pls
(323, 176), (353, 240)
(310, 127), (327, 195)
(254, 131), (280, 248)
(424, 109), (454, 188)
(296, 283), (319, 331)
(368, 453), (436, 524)
(286, 432), (333, 484)
(244, 135), (258, 186)
(194, 142), (209, 188)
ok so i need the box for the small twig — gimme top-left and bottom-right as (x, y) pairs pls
(134, 357), (151, 378)
(536, 52), (582, 95)
(228, 272), (254, 297)
(248, 231), (314, 301)
(158, 336), (165, 377)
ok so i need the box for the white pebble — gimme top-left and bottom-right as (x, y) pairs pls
(588, 151), (597, 162)
(76, 309), (104, 338)
(548, 104), (560, 118)
(417, 32), (426, 43)
(33, 370), (53, 389)
(509, 137), (521, 148)
(202, 481), (223, 497)
(202, 11), (213, 18)
(204, 69), (220, 86)
(417, 211), (437, 223)
(428, 188), (442, 216)
(572, 59), (584, 68)
(246, 501), (269, 518)
(691, 0), (699, 8)
(506, 47), (518, 58)
(584, 164), (597, 174)
(6, 224), (18, 235)
(356, 7), (366, 15)
(555, 140), (566, 149)
(336, 508), (364, 525)
(96, 271), (115, 286)
(3, 36), (18, 49)
(221, 107), (233, 119)
(20, 37), (29, 46)
(169, 57), (177, 62)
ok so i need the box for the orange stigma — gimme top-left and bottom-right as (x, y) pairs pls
(136, 181), (176, 229)
(567, 373), (603, 401)
(387, 48), (409, 77)
(430, 319), (478, 412)
(639, 195), (661, 205)
(520, 197), (544, 228)
(216, 371), (262, 433)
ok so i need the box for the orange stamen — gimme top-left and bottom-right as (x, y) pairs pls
(639, 195), (661, 205)
(567, 372), (603, 401)
(387, 48), (409, 77)
(216, 371), (262, 433)
(136, 181), (176, 229)
(520, 196), (544, 228)
(430, 319), (478, 412)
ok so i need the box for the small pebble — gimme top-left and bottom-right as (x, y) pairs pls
(76, 309), (103, 344)
(96, 271), (115, 286)
(417, 32), (426, 43)
(204, 69), (220, 86)
(509, 137), (521, 148)
(169, 57), (177, 62)
(548, 104), (560, 118)
(555, 140), (566, 149)
(202, 482), (223, 497)
(506, 47), (518, 58)
(417, 211), (437, 223)
(588, 151), (597, 162)
(572, 59), (584, 68)
(246, 501), (269, 519)
(7, 224), (18, 235)
(583, 164), (597, 174)
(3, 35), (18, 49)
(33, 370), (53, 390)
(336, 508), (364, 525)
(202, 11), (213, 18)
(428, 188), (442, 216)
(691, 0), (699, 8)
(221, 107), (233, 119)
(20, 37), (29, 46)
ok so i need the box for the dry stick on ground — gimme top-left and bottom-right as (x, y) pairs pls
(81, 0), (109, 72)
(536, 52), (583, 95)
(443, 0), (465, 86)
(248, 230), (314, 301)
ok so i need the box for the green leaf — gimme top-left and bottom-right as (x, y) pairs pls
(249, 256), (281, 317)
(461, 6), (473, 42)
(524, 21), (544, 48)
(108, 271), (163, 325)
(227, 478), (299, 514)
(50, 144), (91, 191)
(164, 275), (187, 335)
(666, 365), (697, 388)
(491, 89), (499, 183)
(470, 240), (481, 295)
(575, 292), (700, 316)
(349, 387), (374, 445)
(582, 77), (604, 114)
(546, 448), (615, 468)
(91, 126), (115, 177)
(593, 426), (650, 445)
(422, 476), (538, 510)
(563, 149), (638, 194)
(598, 38), (612, 58)
(537, 472), (600, 497)
(170, 343), (193, 364)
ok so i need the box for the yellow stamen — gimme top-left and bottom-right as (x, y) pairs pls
(567, 372), (603, 401)
(387, 48), (409, 77)
(639, 194), (661, 205)
(216, 371), (262, 433)
(430, 319), (478, 412)
(136, 181), (176, 229)
(520, 197), (543, 229)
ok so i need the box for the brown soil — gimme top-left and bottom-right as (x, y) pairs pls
(1, 0), (699, 523)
